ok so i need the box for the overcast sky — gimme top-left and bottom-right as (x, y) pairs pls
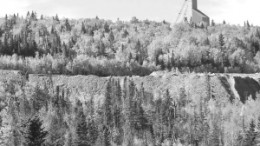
(0, 0), (258, 25)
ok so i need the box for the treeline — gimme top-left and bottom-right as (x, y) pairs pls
(1, 75), (260, 145)
(1, 12), (260, 75)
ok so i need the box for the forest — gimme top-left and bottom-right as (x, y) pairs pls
(1, 73), (260, 146)
(1, 11), (260, 146)
(0, 12), (260, 76)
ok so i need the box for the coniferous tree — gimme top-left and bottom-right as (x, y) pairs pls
(25, 117), (48, 146)
(81, 22), (87, 34)
(64, 19), (71, 31)
(104, 22), (110, 33)
(244, 120), (257, 146)
(76, 111), (89, 146)
(97, 41), (106, 57)
(122, 29), (129, 38)
(108, 31), (115, 43)
(104, 78), (113, 128)
(219, 33), (225, 50)
(55, 14), (59, 21)
(40, 15), (44, 20)
(255, 117), (260, 145)
(211, 20), (215, 26)
(76, 111), (98, 146)
(122, 78), (134, 146)
(219, 33), (225, 70)
(103, 126), (111, 146)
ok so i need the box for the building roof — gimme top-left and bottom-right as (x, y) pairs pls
(193, 9), (209, 18)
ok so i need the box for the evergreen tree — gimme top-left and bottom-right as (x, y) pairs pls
(108, 31), (115, 43)
(40, 15), (44, 20)
(104, 78), (113, 128)
(76, 111), (89, 146)
(81, 22), (87, 34)
(55, 14), (59, 21)
(211, 20), (215, 26)
(122, 29), (129, 38)
(166, 56), (172, 71)
(76, 111), (98, 146)
(97, 41), (106, 57)
(122, 78), (135, 146)
(25, 117), (48, 146)
(244, 120), (257, 146)
(133, 98), (148, 133)
(160, 59), (165, 70)
(65, 19), (71, 31)
(219, 33), (225, 50)
(103, 126), (111, 146)
(255, 117), (260, 145)
(204, 37), (210, 46)
(104, 22), (110, 33)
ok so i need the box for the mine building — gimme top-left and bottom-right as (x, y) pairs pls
(191, 0), (210, 26)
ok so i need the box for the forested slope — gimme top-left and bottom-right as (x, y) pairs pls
(1, 70), (260, 145)
(1, 12), (260, 76)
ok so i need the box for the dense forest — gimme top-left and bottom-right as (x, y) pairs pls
(0, 12), (260, 76)
(1, 11), (260, 146)
(1, 73), (260, 146)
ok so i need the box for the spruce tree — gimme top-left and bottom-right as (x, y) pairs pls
(219, 33), (225, 50)
(219, 33), (225, 70)
(211, 20), (215, 26)
(104, 78), (113, 127)
(255, 117), (260, 145)
(104, 22), (110, 33)
(81, 22), (87, 34)
(103, 126), (111, 146)
(122, 29), (129, 38)
(65, 19), (71, 31)
(76, 111), (98, 146)
(40, 15), (44, 20)
(244, 120), (257, 146)
(76, 111), (90, 146)
(25, 117), (48, 146)
(108, 31), (115, 43)
(122, 78), (134, 146)
(55, 14), (59, 21)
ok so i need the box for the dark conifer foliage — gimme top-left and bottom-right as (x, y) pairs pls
(25, 117), (48, 146)
(219, 33), (225, 49)
(76, 110), (98, 146)
(244, 120), (257, 146)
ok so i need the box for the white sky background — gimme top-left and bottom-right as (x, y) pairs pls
(0, 0), (259, 25)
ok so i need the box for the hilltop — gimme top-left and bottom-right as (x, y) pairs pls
(0, 12), (260, 77)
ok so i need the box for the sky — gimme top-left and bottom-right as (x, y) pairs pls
(0, 0), (259, 26)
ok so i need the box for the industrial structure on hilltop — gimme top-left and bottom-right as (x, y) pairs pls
(176, 0), (210, 26)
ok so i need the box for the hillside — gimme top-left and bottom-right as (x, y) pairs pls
(1, 12), (260, 76)
(1, 70), (260, 145)
(2, 11), (260, 146)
